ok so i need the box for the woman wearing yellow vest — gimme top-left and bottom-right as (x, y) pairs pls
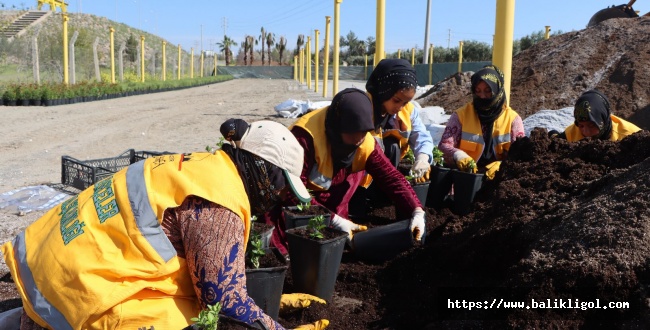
(551, 89), (641, 141)
(438, 65), (525, 180)
(366, 58), (434, 182)
(2, 120), (327, 330)
(262, 88), (426, 256)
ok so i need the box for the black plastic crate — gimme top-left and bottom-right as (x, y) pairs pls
(61, 149), (175, 190)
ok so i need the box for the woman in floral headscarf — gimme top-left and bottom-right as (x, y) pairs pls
(558, 89), (640, 142)
(438, 65), (525, 180)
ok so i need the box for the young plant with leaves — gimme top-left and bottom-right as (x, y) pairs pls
(246, 231), (267, 269)
(296, 201), (311, 211)
(206, 137), (226, 153)
(307, 215), (326, 239)
(432, 146), (444, 167)
(191, 302), (221, 330)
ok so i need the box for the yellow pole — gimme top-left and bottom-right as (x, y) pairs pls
(306, 36), (311, 90)
(214, 53), (217, 76)
(374, 0), (385, 64)
(364, 55), (367, 80)
(200, 52), (204, 78)
(411, 47), (415, 66)
(544, 26), (551, 40)
(294, 55), (298, 81)
(140, 35), (145, 82)
(190, 48), (194, 79)
(63, 14), (69, 84)
(314, 29), (320, 93)
(333, 0), (342, 96)
(492, 0), (515, 105)
(323, 16), (331, 98)
(300, 48), (304, 84)
(109, 27), (115, 84)
(397, 49), (401, 59)
(457, 41), (463, 73)
(162, 41), (166, 81)
(428, 43), (433, 85)
(177, 44), (181, 80)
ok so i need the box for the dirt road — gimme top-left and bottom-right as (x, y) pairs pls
(0, 78), (335, 274)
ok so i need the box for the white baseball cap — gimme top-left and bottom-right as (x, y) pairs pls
(238, 120), (311, 203)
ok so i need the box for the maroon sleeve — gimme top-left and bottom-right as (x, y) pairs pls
(365, 143), (422, 215)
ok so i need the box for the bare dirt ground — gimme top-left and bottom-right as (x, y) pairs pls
(0, 78), (313, 271)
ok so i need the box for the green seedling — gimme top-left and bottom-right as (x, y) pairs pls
(307, 214), (326, 239)
(432, 146), (444, 167)
(404, 149), (415, 164)
(206, 137), (226, 152)
(296, 201), (311, 212)
(190, 302), (221, 330)
(246, 231), (266, 269)
(466, 159), (477, 173)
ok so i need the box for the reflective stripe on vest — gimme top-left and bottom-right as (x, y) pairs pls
(13, 232), (72, 330)
(457, 103), (518, 161)
(127, 160), (177, 262)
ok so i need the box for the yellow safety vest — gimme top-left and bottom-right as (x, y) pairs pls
(2, 152), (250, 330)
(291, 107), (375, 191)
(564, 115), (641, 142)
(379, 103), (415, 160)
(457, 103), (519, 162)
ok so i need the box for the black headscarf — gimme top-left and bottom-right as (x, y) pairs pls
(573, 89), (613, 140)
(366, 58), (418, 130)
(470, 65), (507, 161)
(325, 88), (374, 169)
(219, 119), (286, 215)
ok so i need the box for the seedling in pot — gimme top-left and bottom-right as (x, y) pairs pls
(296, 201), (311, 212)
(190, 302), (221, 330)
(404, 149), (415, 164)
(432, 146), (444, 167)
(308, 215), (326, 239)
(246, 231), (266, 269)
(466, 159), (477, 173)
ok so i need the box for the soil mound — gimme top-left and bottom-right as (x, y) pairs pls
(418, 16), (650, 131)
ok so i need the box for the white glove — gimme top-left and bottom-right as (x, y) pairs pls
(331, 214), (368, 241)
(452, 150), (471, 163)
(410, 208), (426, 241)
(411, 153), (431, 178)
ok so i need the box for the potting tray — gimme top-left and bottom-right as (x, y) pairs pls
(61, 149), (175, 190)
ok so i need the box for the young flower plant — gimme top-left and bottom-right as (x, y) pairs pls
(432, 146), (444, 167)
(296, 201), (311, 212)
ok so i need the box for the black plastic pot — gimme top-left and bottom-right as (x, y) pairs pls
(351, 219), (416, 263)
(451, 170), (484, 216)
(411, 182), (429, 206)
(285, 227), (347, 302)
(426, 166), (453, 209)
(282, 205), (331, 230)
(251, 222), (274, 250)
(245, 248), (288, 320)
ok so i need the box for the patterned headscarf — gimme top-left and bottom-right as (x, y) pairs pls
(470, 65), (507, 162)
(366, 58), (418, 130)
(573, 89), (613, 140)
(220, 119), (287, 215)
(325, 88), (374, 169)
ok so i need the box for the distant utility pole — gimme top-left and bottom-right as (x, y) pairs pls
(447, 29), (451, 49)
(423, 0), (431, 64)
(201, 24), (203, 52)
(222, 17), (227, 39)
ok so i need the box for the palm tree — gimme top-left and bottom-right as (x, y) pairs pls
(217, 35), (235, 66)
(259, 27), (267, 65)
(266, 32), (275, 66)
(241, 35), (255, 65)
(295, 34), (304, 57)
(247, 35), (257, 65)
(276, 36), (287, 65)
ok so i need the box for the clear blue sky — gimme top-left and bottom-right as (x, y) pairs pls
(3, 0), (648, 54)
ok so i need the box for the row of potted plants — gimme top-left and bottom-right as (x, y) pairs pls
(1, 75), (234, 107)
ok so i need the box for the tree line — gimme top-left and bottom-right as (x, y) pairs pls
(216, 28), (563, 66)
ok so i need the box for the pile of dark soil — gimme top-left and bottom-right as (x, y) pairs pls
(418, 16), (650, 130)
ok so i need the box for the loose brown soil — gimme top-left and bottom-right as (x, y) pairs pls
(4, 16), (650, 330)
